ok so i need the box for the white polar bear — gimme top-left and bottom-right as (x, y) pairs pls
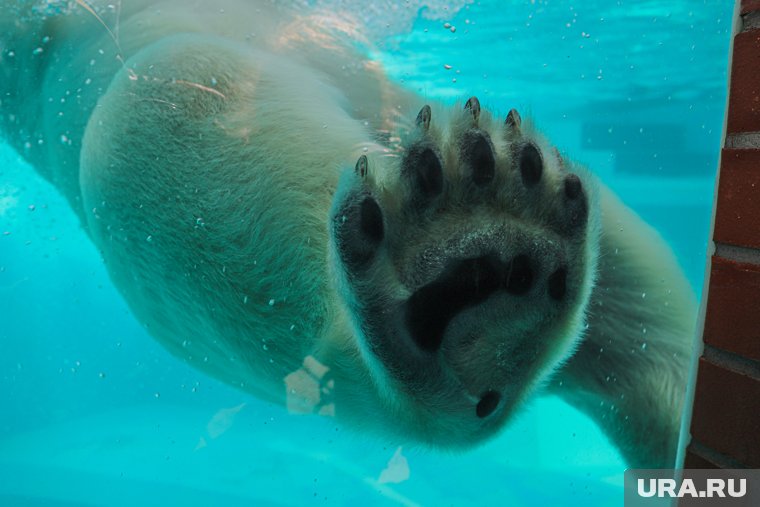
(0, 0), (696, 468)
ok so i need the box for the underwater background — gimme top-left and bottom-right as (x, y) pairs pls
(0, 1), (735, 505)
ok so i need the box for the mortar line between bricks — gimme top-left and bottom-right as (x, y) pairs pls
(714, 242), (760, 265)
(742, 9), (760, 31)
(702, 344), (760, 381)
(725, 132), (760, 148)
(688, 440), (748, 469)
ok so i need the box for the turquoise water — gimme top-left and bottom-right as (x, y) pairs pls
(0, 1), (734, 506)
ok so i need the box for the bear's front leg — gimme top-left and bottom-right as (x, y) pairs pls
(551, 188), (698, 468)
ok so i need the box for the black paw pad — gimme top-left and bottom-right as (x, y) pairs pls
(334, 196), (384, 269)
(476, 390), (500, 418)
(404, 147), (444, 200)
(564, 174), (582, 199)
(360, 197), (384, 242)
(504, 255), (533, 294)
(406, 255), (503, 353)
(548, 267), (567, 300)
(463, 133), (495, 186)
(518, 143), (543, 187)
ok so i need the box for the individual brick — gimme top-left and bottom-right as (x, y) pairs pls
(690, 358), (760, 467)
(703, 255), (760, 362)
(742, 0), (760, 15)
(726, 30), (760, 133)
(713, 149), (760, 249)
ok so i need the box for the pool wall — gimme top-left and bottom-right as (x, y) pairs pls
(683, 0), (760, 469)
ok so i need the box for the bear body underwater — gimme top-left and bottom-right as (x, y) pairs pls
(0, 0), (696, 468)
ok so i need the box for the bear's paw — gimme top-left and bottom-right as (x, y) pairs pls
(329, 98), (598, 443)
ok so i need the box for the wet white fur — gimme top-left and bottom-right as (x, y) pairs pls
(0, 0), (696, 468)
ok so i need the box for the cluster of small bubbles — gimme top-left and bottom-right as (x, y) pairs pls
(195, 217), (205, 227)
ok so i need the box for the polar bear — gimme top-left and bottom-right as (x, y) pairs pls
(0, 0), (696, 468)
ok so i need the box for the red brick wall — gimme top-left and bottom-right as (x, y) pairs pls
(683, 0), (760, 469)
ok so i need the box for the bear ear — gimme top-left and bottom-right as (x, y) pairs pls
(464, 96), (480, 126)
(355, 154), (368, 178)
(415, 104), (431, 132)
(505, 108), (521, 132)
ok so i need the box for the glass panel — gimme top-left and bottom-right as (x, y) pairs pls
(0, 1), (734, 505)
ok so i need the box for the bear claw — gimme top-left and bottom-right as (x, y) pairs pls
(355, 154), (368, 178)
(505, 108), (521, 130)
(416, 104), (432, 131)
(464, 96), (481, 124)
